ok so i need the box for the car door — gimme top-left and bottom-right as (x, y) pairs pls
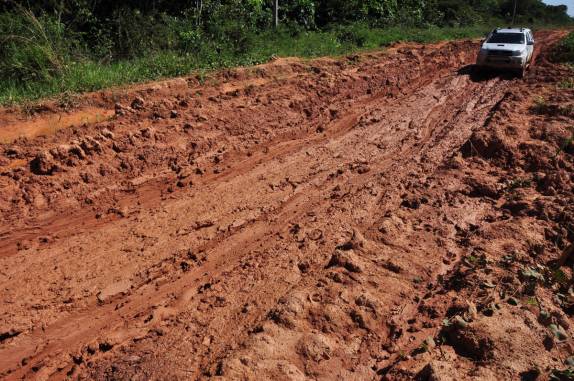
(526, 32), (534, 62)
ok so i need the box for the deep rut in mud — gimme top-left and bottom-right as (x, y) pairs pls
(1, 31), (573, 380)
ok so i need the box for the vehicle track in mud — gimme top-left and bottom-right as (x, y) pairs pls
(0, 30), (572, 380)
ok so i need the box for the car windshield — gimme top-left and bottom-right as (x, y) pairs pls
(488, 33), (525, 44)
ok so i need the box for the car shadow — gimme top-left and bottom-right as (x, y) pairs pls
(457, 64), (520, 82)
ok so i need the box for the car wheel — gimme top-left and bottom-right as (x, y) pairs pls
(471, 65), (482, 76)
(517, 67), (526, 79)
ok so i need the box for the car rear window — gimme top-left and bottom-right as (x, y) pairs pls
(488, 33), (525, 44)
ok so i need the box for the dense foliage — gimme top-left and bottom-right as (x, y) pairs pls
(0, 0), (571, 103)
(552, 31), (574, 63)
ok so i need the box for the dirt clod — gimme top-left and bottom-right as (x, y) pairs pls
(30, 151), (57, 175)
(325, 250), (362, 273)
(131, 96), (145, 110)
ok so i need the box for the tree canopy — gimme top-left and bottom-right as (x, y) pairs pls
(0, 0), (570, 82)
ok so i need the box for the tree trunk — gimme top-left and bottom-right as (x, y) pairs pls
(273, 0), (279, 28)
(196, 0), (203, 26)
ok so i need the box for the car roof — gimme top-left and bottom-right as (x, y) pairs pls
(494, 28), (531, 34)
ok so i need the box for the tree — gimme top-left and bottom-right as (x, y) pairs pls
(273, 0), (278, 28)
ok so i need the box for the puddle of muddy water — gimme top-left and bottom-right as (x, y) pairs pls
(0, 107), (114, 144)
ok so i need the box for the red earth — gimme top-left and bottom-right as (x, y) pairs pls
(1, 30), (574, 380)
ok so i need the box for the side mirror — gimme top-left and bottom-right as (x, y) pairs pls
(527, 41), (534, 46)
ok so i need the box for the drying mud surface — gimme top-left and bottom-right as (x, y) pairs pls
(1, 30), (574, 380)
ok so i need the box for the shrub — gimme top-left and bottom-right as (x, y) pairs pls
(0, 8), (69, 83)
(283, 0), (317, 29)
(102, 9), (181, 59)
(335, 24), (370, 47)
(552, 32), (574, 64)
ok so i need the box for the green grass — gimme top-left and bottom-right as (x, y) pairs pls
(0, 24), (495, 106)
(553, 33), (574, 88)
(553, 31), (574, 64)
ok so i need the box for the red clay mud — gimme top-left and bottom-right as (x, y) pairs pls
(1, 31), (573, 380)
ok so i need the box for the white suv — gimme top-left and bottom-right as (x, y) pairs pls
(476, 28), (535, 77)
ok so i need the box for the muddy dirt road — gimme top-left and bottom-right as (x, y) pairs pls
(1, 30), (574, 380)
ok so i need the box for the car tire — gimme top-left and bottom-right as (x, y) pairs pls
(471, 65), (481, 76)
(516, 67), (526, 79)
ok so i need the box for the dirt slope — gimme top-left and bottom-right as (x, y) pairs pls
(1, 30), (573, 380)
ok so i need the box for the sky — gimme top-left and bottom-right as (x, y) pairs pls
(543, 0), (574, 16)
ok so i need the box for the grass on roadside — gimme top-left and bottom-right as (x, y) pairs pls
(552, 31), (574, 64)
(0, 24), (495, 106)
(552, 32), (574, 88)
